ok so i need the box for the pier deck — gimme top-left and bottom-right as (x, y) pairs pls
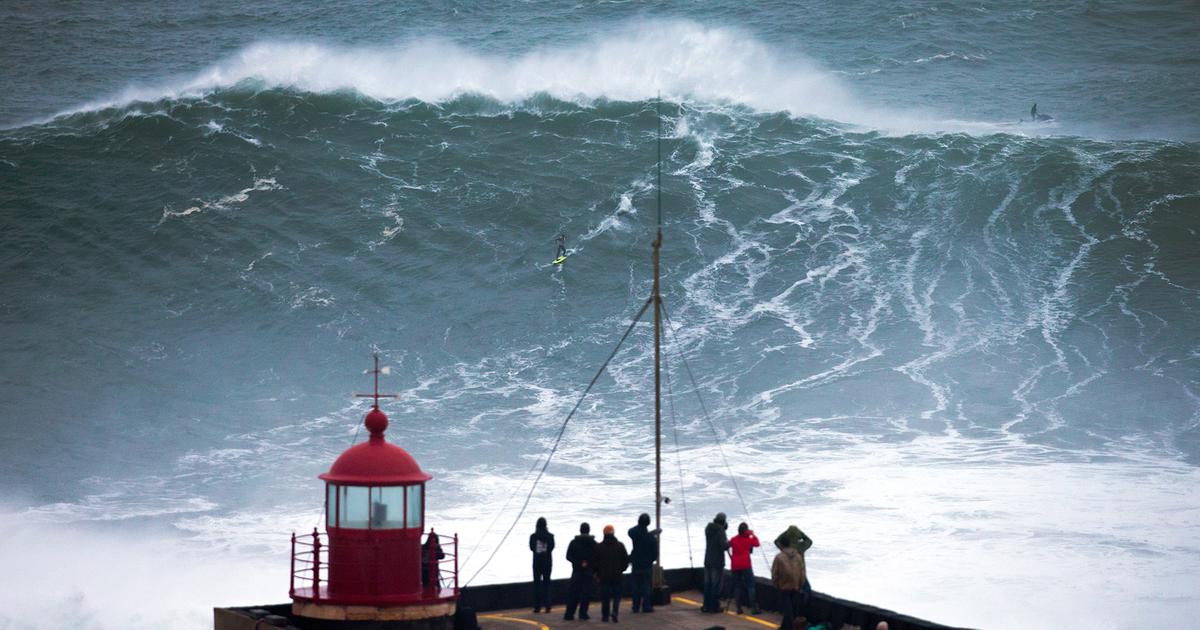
(481, 590), (780, 630)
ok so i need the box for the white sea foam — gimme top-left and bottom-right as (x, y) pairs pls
(18, 495), (217, 524)
(20, 434), (1187, 630)
(910, 51), (989, 65)
(2, 363), (1197, 630)
(581, 179), (649, 241)
(0, 509), (286, 630)
(51, 21), (990, 133)
(158, 176), (282, 224)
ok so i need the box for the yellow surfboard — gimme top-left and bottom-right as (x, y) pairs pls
(552, 255), (567, 265)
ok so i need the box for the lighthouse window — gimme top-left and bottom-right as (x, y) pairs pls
(406, 484), (422, 529)
(369, 486), (405, 529)
(326, 484), (336, 528)
(338, 485), (370, 529)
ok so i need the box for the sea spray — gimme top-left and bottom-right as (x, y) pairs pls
(3, 8), (1200, 630)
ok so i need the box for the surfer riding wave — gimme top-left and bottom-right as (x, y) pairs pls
(555, 234), (567, 261)
(1029, 103), (1054, 122)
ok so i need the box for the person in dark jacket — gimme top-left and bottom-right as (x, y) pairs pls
(702, 512), (730, 612)
(529, 517), (556, 613)
(422, 529), (446, 590)
(627, 513), (660, 613)
(564, 522), (597, 621)
(593, 524), (630, 622)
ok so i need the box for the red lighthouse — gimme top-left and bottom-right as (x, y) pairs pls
(290, 356), (459, 625)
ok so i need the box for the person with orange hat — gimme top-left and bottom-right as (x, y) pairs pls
(593, 524), (630, 622)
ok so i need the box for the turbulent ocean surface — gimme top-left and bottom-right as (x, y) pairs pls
(2, 2), (1199, 629)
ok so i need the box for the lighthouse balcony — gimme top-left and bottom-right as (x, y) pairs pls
(289, 529), (459, 606)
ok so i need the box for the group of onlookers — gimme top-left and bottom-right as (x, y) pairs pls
(529, 512), (813, 629)
(702, 513), (813, 628)
(529, 513), (660, 622)
(702, 512), (764, 614)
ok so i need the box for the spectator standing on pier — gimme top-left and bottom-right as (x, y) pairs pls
(774, 525), (814, 597)
(529, 517), (556, 613)
(771, 536), (807, 630)
(421, 529), (445, 589)
(564, 522), (597, 620)
(593, 524), (630, 622)
(729, 522), (762, 614)
(702, 512), (730, 612)
(628, 513), (660, 613)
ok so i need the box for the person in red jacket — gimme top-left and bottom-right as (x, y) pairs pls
(729, 522), (762, 614)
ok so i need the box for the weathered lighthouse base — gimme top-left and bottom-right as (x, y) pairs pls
(294, 600), (455, 624)
(215, 603), (454, 630)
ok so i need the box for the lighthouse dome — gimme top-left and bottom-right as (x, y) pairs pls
(319, 407), (432, 485)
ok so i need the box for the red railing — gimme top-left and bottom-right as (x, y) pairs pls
(290, 528), (326, 599)
(289, 528), (459, 602)
(424, 531), (460, 594)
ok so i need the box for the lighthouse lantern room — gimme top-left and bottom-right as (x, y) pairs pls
(290, 356), (459, 625)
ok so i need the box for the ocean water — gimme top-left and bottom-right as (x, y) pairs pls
(1, 2), (1199, 629)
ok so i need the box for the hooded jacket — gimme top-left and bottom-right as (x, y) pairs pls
(773, 525), (813, 554)
(771, 547), (806, 591)
(704, 519), (730, 569)
(627, 524), (658, 569)
(566, 533), (597, 575)
(530, 526), (555, 570)
(592, 534), (630, 583)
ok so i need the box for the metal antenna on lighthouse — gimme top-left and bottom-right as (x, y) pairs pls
(356, 353), (398, 408)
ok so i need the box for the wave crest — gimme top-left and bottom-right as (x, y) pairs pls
(69, 21), (869, 124)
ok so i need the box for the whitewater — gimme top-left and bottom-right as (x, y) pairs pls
(2, 4), (1199, 630)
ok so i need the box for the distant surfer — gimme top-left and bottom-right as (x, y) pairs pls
(1030, 103), (1054, 122)
(554, 234), (567, 261)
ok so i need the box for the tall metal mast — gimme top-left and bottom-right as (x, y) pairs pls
(653, 97), (664, 570)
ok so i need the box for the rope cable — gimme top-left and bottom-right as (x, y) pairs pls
(663, 350), (695, 568)
(464, 296), (654, 586)
(458, 454), (543, 573)
(660, 302), (772, 576)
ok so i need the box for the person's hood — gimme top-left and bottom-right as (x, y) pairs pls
(602, 533), (618, 543)
(575, 534), (595, 541)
